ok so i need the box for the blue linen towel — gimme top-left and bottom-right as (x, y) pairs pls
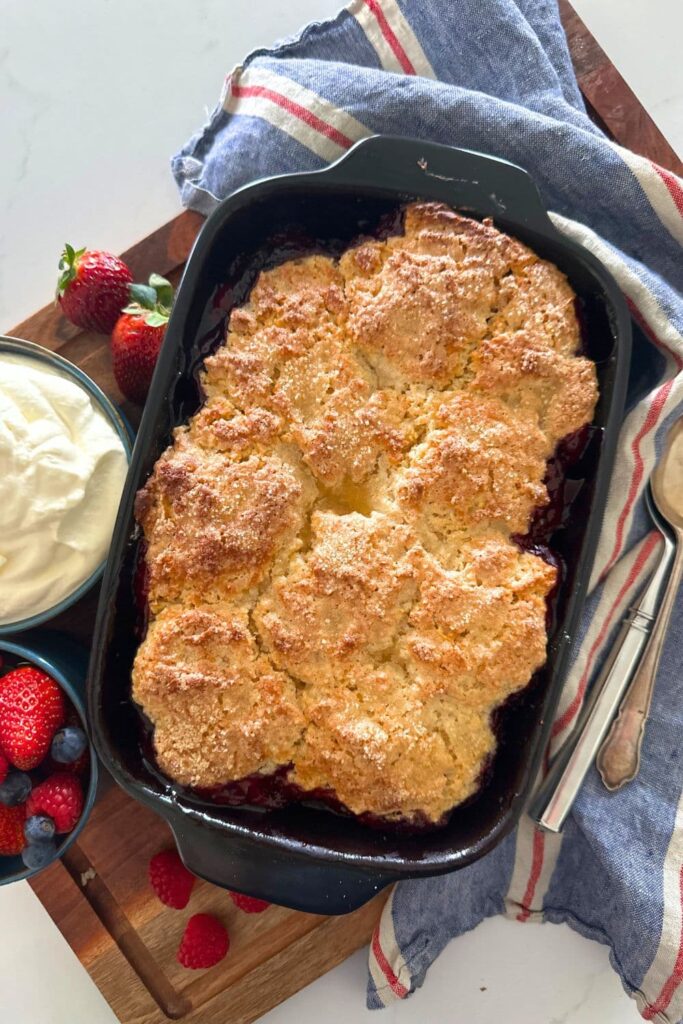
(172, 2), (683, 1018)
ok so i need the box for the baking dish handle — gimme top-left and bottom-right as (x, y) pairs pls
(169, 814), (393, 915)
(321, 134), (558, 237)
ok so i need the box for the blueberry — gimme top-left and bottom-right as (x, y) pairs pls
(21, 841), (57, 871)
(51, 726), (87, 764)
(0, 771), (32, 806)
(24, 814), (56, 845)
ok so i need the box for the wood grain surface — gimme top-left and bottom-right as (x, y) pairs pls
(29, 784), (388, 1024)
(558, 0), (682, 174)
(13, 6), (680, 1023)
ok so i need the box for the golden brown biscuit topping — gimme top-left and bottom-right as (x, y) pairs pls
(132, 202), (598, 823)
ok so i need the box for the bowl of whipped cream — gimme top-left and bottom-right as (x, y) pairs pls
(0, 337), (132, 634)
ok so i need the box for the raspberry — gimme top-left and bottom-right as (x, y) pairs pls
(177, 914), (229, 970)
(149, 849), (195, 909)
(27, 773), (83, 833)
(229, 891), (270, 914)
(0, 803), (26, 855)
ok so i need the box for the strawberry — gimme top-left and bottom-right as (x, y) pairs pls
(0, 668), (65, 770)
(177, 914), (229, 970)
(0, 750), (8, 786)
(57, 245), (133, 333)
(111, 274), (174, 405)
(149, 849), (195, 909)
(0, 804), (26, 856)
(229, 891), (270, 914)
(27, 773), (83, 834)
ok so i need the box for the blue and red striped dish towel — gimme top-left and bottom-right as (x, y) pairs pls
(172, 1), (683, 1019)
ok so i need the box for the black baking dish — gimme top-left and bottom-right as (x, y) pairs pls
(89, 136), (631, 914)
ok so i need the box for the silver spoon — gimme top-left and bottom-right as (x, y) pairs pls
(598, 418), (683, 789)
(530, 417), (681, 832)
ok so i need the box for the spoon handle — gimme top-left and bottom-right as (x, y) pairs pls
(598, 534), (683, 791)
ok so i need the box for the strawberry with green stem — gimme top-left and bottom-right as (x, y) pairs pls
(111, 274), (174, 405)
(57, 245), (133, 333)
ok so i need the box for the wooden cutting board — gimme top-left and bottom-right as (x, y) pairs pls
(11, 7), (680, 1023)
(29, 782), (387, 1024)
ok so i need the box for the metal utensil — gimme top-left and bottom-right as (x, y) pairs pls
(597, 419), (683, 789)
(530, 414), (683, 831)
(530, 510), (675, 832)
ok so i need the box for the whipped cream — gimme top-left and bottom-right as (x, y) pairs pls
(0, 353), (129, 625)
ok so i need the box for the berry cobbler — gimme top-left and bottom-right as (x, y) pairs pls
(132, 202), (597, 825)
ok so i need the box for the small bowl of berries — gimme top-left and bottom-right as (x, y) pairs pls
(0, 634), (98, 883)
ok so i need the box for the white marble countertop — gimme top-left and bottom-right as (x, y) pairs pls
(1, 2), (680, 1021)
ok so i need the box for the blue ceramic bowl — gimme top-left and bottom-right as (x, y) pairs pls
(0, 632), (98, 885)
(0, 335), (133, 636)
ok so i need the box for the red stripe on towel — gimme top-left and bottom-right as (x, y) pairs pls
(371, 926), (409, 997)
(642, 866), (683, 1019)
(652, 164), (683, 219)
(231, 83), (354, 149)
(627, 299), (683, 372)
(362, 0), (416, 74)
(516, 830), (546, 922)
(600, 382), (673, 579)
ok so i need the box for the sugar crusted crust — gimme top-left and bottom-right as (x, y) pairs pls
(133, 202), (597, 823)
